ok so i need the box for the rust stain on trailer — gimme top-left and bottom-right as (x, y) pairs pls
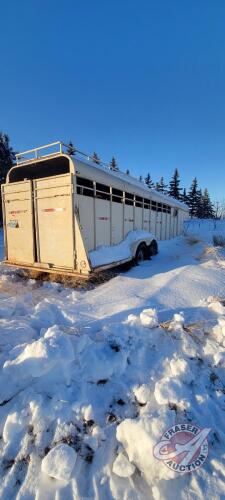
(41, 208), (66, 213)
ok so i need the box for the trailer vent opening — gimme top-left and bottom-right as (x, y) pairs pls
(8, 156), (70, 183)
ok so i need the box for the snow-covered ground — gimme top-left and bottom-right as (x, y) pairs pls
(0, 220), (225, 499)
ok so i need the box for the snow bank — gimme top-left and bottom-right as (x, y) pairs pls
(89, 230), (154, 267)
(0, 223), (225, 499)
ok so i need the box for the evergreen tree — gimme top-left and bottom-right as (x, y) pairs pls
(110, 156), (118, 171)
(201, 188), (215, 218)
(125, 169), (130, 175)
(181, 188), (188, 204)
(196, 189), (204, 218)
(66, 141), (76, 155)
(0, 132), (15, 183)
(168, 168), (182, 199)
(0, 132), (16, 224)
(139, 175), (143, 182)
(155, 176), (167, 194)
(187, 177), (201, 217)
(92, 152), (100, 164)
(145, 173), (155, 189)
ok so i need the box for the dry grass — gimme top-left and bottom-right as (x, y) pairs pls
(160, 320), (203, 332)
(160, 320), (205, 343)
(15, 260), (134, 289)
(186, 236), (201, 245)
(15, 268), (121, 290)
(195, 245), (216, 261)
(213, 234), (225, 247)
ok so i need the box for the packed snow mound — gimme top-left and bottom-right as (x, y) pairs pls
(3, 411), (26, 444)
(41, 443), (77, 481)
(3, 325), (74, 379)
(168, 311), (185, 331)
(116, 417), (176, 484)
(140, 308), (158, 328)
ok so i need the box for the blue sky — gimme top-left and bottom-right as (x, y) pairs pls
(1, 0), (225, 200)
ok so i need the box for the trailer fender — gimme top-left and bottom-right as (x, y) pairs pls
(130, 237), (154, 258)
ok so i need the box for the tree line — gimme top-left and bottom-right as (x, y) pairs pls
(68, 140), (215, 219)
(0, 132), (16, 223)
(144, 168), (215, 219)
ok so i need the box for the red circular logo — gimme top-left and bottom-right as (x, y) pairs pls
(153, 423), (211, 474)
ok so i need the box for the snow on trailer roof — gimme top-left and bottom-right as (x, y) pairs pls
(71, 155), (189, 211)
(11, 141), (188, 211)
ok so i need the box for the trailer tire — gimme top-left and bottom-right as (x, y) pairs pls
(149, 239), (158, 256)
(134, 243), (148, 265)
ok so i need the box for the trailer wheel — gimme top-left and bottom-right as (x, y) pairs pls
(149, 239), (158, 256)
(134, 243), (148, 265)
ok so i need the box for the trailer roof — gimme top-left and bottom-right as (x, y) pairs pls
(9, 139), (189, 212)
(71, 155), (189, 211)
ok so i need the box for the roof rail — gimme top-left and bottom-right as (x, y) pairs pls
(15, 140), (113, 172)
(15, 141), (66, 165)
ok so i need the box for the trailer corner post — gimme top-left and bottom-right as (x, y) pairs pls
(1, 185), (8, 261)
(93, 181), (97, 250)
(110, 186), (113, 246)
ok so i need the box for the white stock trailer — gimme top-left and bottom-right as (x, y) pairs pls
(1, 142), (189, 276)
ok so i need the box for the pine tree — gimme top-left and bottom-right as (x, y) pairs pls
(181, 188), (188, 204)
(110, 156), (118, 171)
(145, 173), (155, 189)
(125, 169), (130, 175)
(139, 175), (143, 182)
(0, 132), (15, 183)
(196, 189), (204, 218)
(0, 132), (16, 223)
(201, 188), (215, 218)
(155, 176), (167, 194)
(187, 177), (201, 217)
(168, 168), (182, 199)
(92, 152), (100, 164)
(66, 141), (76, 155)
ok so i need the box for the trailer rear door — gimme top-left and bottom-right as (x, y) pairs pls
(2, 180), (35, 264)
(33, 174), (74, 269)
